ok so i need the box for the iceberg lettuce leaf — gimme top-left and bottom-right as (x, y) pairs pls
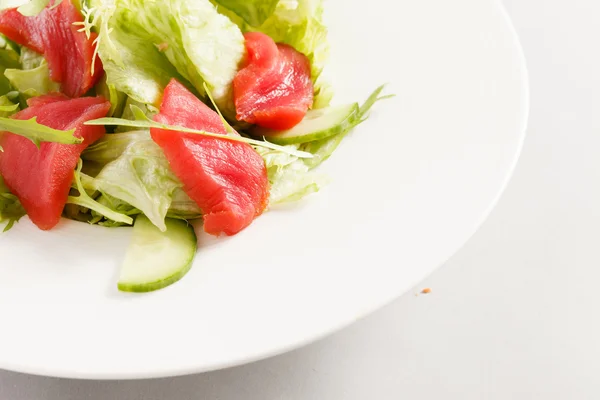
(83, 130), (201, 228)
(85, 0), (245, 113)
(212, 0), (279, 27)
(255, 145), (325, 205)
(92, 132), (182, 231)
(0, 47), (20, 95)
(4, 61), (60, 97)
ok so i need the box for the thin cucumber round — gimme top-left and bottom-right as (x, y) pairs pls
(118, 215), (197, 293)
(252, 103), (359, 145)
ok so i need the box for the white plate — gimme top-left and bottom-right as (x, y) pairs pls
(0, 0), (528, 379)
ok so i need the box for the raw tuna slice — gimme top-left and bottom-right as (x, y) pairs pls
(26, 92), (69, 108)
(0, 95), (110, 230)
(0, 0), (103, 97)
(234, 32), (313, 130)
(151, 79), (269, 236)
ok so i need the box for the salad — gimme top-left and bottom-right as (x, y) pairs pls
(0, 0), (390, 292)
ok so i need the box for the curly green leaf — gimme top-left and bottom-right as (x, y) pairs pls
(0, 117), (81, 148)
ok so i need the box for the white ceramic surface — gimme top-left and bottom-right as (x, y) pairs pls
(0, 0), (528, 379)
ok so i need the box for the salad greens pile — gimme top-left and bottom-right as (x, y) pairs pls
(0, 0), (388, 233)
(75, 0), (330, 113)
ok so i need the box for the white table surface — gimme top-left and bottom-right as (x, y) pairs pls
(2, 0), (598, 398)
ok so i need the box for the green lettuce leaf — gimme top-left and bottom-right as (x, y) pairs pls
(87, 193), (139, 226)
(114, 98), (157, 132)
(84, 0), (245, 113)
(83, 130), (201, 229)
(0, 47), (20, 95)
(95, 76), (127, 117)
(0, 116), (81, 148)
(67, 159), (133, 225)
(212, 0), (279, 27)
(0, 46), (50, 106)
(0, 33), (20, 55)
(87, 184), (200, 226)
(86, 7), (185, 105)
(5, 61), (60, 97)
(0, 94), (19, 117)
(92, 132), (183, 231)
(0, 174), (25, 232)
(82, 129), (149, 164)
(65, 175), (141, 227)
(168, 188), (201, 220)
(256, 145), (325, 205)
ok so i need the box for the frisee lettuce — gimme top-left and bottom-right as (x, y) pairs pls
(86, 185), (201, 227)
(88, 193), (139, 226)
(76, 0), (185, 100)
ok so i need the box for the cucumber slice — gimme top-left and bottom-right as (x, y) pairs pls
(252, 103), (359, 145)
(118, 215), (197, 293)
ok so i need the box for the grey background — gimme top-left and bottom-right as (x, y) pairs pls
(3, 0), (598, 398)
